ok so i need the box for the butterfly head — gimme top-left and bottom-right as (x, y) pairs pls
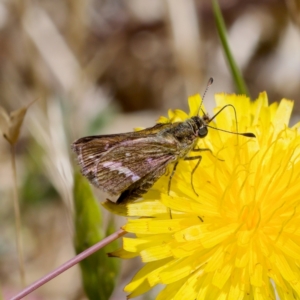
(191, 115), (209, 138)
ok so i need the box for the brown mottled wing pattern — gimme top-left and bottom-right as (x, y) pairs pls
(72, 128), (179, 197)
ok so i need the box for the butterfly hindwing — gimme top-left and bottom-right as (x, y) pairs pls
(116, 160), (170, 203)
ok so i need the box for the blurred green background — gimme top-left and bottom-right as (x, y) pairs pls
(0, 0), (299, 299)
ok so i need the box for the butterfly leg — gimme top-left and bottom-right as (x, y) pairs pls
(167, 162), (180, 219)
(184, 149), (212, 220)
(184, 156), (205, 222)
(168, 161), (179, 195)
(192, 147), (224, 161)
(184, 155), (202, 196)
(191, 148), (211, 154)
(188, 148), (211, 194)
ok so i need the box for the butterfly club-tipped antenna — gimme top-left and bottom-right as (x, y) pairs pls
(206, 103), (256, 138)
(196, 77), (214, 118)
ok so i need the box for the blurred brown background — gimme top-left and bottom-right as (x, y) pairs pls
(0, 0), (299, 299)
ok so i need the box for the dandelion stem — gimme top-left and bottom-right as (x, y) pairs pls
(212, 0), (250, 96)
(11, 228), (127, 300)
(11, 144), (26, 288)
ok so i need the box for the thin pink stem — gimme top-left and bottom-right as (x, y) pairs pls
(11, 145), (26, 287)
(10, 228), (127, 300)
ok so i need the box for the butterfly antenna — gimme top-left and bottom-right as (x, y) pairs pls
(207, 104), (256, 138)
(206, 124), (255, 137)
(197, 77), (214, 116)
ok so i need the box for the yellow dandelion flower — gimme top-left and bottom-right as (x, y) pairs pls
(113, 92), (300, 299)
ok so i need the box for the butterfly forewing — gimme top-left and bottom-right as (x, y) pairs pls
(72, 128), (179, 196)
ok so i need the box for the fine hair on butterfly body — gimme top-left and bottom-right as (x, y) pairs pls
(71, 78), (255, 204)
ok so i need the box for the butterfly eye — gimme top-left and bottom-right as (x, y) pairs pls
(198, 126), (208, 138)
